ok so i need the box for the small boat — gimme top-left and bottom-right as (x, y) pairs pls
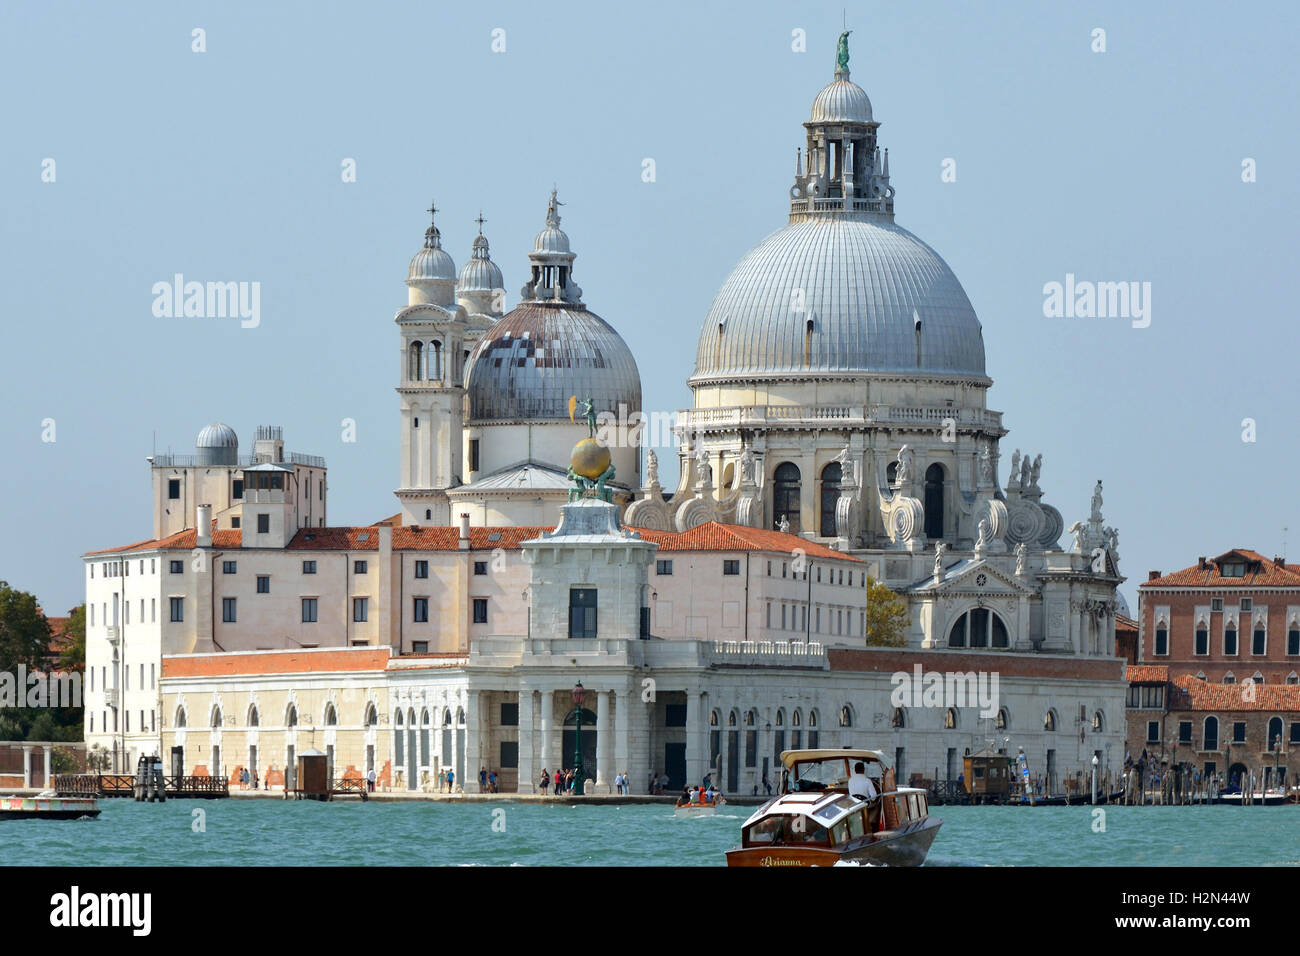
(0, 794), (101, 820)
(725, 749), (941, 867)
(674, 794), (726, 816)
(1215, 788), (1290, 807)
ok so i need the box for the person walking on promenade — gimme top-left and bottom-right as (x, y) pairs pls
(539, 768), (549, 794)
(489, 769), (498, 792)
(367, 767), (376, 793)
(480, 767), (488, 792)
(553, 768), (562, 795)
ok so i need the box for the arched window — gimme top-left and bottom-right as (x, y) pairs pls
(443, 708), (453, 727)
(394, 710), (404, 727)
(365, 704), (378, 727)
(408, 341), (423, 381)
(948, 609), (1009, 648)
(886, 461), (898, 485)
(247, 704), (259, 727)
(775, 709), (785, 727)
(995, 707), (1008, 730)
(745, 709), (756, 727)
(773, 463), (801, 533)
(175, 706), (187, 729)
(792, 710), (802, 727)
(1092, 710), (1104, 732)
(1043, 709), (1057, 732)
(420, 708), (431, 766)
(1223, 672), (1235, 684)
(944, 708), (957, 729)
(1252, 672), (1265, 685)
(324, 703), (337, 726)
(430, 340), (444, 381)
(819, 462), (841, 537)
(425, 509), (432, 521)
(709, 710), (719, 727)
(1203, 716), (1219, 750)
(1267, 716), (1284, 749)
(1287, 672), (1299, 685)
(891, 707), (905, 729)
(394, 711), (404, 763)
(210, 706), (223, 729)
(285, 704), (297, 727)
(923, 463), (945, 539)
(456, 707), (465, 727)
(728, 710), (738, 728)
(839, 705), (852, 728)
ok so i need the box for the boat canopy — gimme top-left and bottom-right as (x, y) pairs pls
(780, 749), (886, 770)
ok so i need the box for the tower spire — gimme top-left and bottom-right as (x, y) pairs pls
(424, 200), (442, 249)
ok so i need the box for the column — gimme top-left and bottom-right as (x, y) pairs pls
(615, 689), (630, 794)
(595, 690), (610, 791)
(685, 690), (704, 788)
(539, 689), (553, 777)
(450, 702), (460, 791)
(42, 744), (52, 789)
(22, 745), (32, 789)
(517, 687), (535, 794)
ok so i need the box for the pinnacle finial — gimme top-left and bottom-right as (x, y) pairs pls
(423, 200), (442, 248)
(546, 187), (564, 228)
(475, 211), (487, 235)
(836, 30), (852, 76)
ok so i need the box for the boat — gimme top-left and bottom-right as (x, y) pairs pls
(725, 749), (941, 867)
(674, 793), (726, 816)
(0, 794), (101, 820)
(1215, 788), (1290, 807)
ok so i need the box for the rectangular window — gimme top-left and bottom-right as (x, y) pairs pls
(1240, 597), (1253, 611)
(781, 605), (787, 629)
(1146, 721), (1160, 743)
(499, 741), (518, 769)
(232, 478), (243, 499)
(169, 560), (184, 574)
(1211, 598), (1224, 611)
(1194, 629), (1208, 655)
(782, 562), (787, 578)
(150, 663), (155, 689)
(767, 561), (772, 576)
(302, 560), (317, 574)
(1290, 722), (1300, 745)
(413, 598), (429, 622)
(473, 598), (489, 625)
(301, 598), (318, 623)
(1154, 628), (1168, 655)
(469, 439), (480, 472)
(256, 575), (270, 594)
(151, 598), (156, 622)
(168, 478), (180, 500)
(354, 560), (368, 574)
(568, 589), (596, 638)
(125, 711), (130, 733)
(1290, 629), (1300, 656)
(500, 703), (519, 726)
(1178, 721), (1192, 744)
(1233, 721), (1247, 743)
(353, 597), (369, 622)
(169, 597), (184, 622)
(473, 561), (488, 576)
(723, 559), (740, 575)
(151, 710), (155, 732)
(231, 516), (240, 529)
(257, 513), (270, 534)
(1224, 628), (1237, 656)
(665, 703), (687, 727)
(1252, 628), (1267, 655)
(222, 560), (237, 574)
(656, 560), (673, 575)
(411, 640), (429, 654)
(415, 560), (428, 579)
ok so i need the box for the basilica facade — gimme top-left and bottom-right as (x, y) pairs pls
(87, 39), (1128, 796)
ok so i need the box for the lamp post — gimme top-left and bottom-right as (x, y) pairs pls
(571, 682), (586, 796)
(1091, 753), (1099, 805)
(1273, 733), (1282, 795)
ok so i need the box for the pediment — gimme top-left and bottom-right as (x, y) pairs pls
(911, 557), (1033, 597)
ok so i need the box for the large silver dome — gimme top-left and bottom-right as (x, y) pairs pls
(691, 217), (986, 383)
(809, 77), (873, 124)
(466, 303), (642, 422)
(196, 422), (238, 466)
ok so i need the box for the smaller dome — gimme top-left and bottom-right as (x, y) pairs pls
(533, 225), (571, 255)
(408, 210), (456, 281)
(196, 422), (238, 448)
(458, 234), (504, 292)
(810, 76), (873, 124)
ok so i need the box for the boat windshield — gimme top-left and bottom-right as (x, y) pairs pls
(789, 757), (849, 792)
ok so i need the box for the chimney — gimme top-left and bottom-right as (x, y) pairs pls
(1197, 556), (1207, 570)
(458, 513), (471, 551)
(196, 505), (213, 548)
(1148, 570), (1161, 581)
(1274, 556), (1285, 567)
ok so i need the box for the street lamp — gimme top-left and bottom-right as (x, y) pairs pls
(1091, 753), (1099, 805)
(571, 681), (586, 796)
(1273, 733), (1282, 795)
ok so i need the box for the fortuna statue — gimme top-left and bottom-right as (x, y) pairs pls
(836, 30), (852, 72)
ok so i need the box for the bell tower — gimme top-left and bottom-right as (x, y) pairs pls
(396, 202), (471, 525)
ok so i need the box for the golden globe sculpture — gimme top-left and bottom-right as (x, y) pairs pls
(570, 437), (611, 480)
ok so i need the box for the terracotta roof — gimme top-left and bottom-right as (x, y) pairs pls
(1141, 549), (1300, 589)
(87, 527), (241, 555)
(163, 647), (391, 678)
(1169, 673), (1300, 712)
(1115, 614), (1138, 632)
(631, 522), (860, 561)
(1126, 665), (1169, 683)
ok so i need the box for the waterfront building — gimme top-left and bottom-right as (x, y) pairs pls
(88, 37), (1128, 789)
(1138, 549), (1300, 685)
(1123, 664), (1297, 789)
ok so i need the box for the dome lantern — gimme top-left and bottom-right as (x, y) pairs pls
(520, 189), (583, 305)
(406, 200), (457, 307)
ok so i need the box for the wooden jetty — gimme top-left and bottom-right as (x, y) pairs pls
(55, 773), (229, 799)
(283, 749), (367, 802)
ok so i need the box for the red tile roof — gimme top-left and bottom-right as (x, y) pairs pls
(1126, 665), (1169, 683)
(90, 520), (859, 559)
(1141, 549), (1300, 588)
(1169, 673), (1300, 712)
(163, 647), (391, 678)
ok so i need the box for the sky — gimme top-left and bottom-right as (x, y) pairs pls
(2, 0), (1298, 615)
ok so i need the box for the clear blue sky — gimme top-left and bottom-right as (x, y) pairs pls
(3, 1), (1297, 615)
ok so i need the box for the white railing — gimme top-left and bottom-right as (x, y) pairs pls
(678, 404), (1003, 431)
(709, 640), (826, 660)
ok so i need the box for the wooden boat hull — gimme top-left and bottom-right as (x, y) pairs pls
(675, 800), (726, 817)
(725, 816), (942, 867)
(1215, 792), (1289, 806)
(0, 795), (101, 819)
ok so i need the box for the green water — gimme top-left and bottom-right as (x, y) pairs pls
(3, 801), (1297, 866)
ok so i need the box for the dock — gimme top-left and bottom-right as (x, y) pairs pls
(54, 773), (229, 799)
